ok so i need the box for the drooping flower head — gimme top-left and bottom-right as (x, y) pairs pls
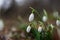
(42, 16), (47, 22)
(29, 13), (34, 22)
(26, 25), (31, 33)
(42, 9), (48, 22)
(38, 26), (42, 32)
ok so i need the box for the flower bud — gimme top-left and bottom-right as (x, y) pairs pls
(38, 26), (42, 32)
(26, 25), (31, 33)
(29, 13), (34, 22)
(42, 16), (47, 22)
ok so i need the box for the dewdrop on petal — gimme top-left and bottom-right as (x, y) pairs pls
(38, 26), (42, 32)
(56, 20), (60, 26)
(42, 16), (47, 22)
(29, 13), (34, 22)
(26, 25), (31, 33)
(0, 19), (4, 31)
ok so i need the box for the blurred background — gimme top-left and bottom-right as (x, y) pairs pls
(0, 0), (60, 40)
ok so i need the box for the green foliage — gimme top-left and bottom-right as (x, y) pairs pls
(31, 27), (40, 40)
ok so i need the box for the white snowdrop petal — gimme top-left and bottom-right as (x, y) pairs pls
(42, 16), (47, 22)
(0, 19), (4, 31)
(38, 26), (42, 32)
(0, 0), (4, 8)
(26, 25), (31, 33)
(29, 13), (34, 22)
(56, 20), (60, 26)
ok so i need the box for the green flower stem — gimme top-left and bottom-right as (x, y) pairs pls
(43, 9), (48, 16)
(29, 7), (41, 19)
(38, 21), (45, 30)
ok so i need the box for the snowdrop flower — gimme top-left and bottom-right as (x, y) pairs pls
(56, 20), (60, 26)
(0, 19), (4, 31)
(15, 0), (26, 6)
(2, 0), (12, 10)
(11, 27), (17, 32)
(42, 16), (47, 22)
(0, 0), (4, 9)
(29, 13), (34, 22)
(38, 26), (42, 32)
(26, 25), (31, 33)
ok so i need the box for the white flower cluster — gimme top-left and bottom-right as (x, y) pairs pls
(26, 13), (34, 33)
(26, 13), (43, 33)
